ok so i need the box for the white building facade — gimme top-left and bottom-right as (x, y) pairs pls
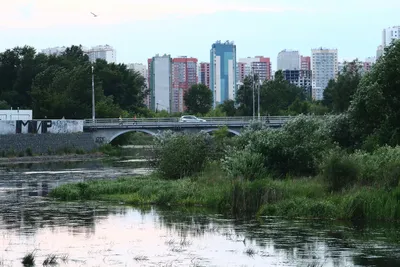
(382, 26), (400, 48)
(148, 55), (172, 112)
(86, 45), (116, 63)
(41, 46), (67, 56)
(277, 50), (300, 70)
(311, 48), (338, 100)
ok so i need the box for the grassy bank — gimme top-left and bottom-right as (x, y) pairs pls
(49, 162), (400, 222)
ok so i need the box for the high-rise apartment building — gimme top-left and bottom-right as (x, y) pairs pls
(128, 63), (148, 79)
(171, 57), (198, 113)
(210, 40), (236, 107)
(239, 56), (272, 82)
(41, 46), (67, 56)
(199, 62), (210, 88)
(148, 54), (173, 112)
(86, 45), (116, 63)
(128, 63), (149, 107)
(236, 62), (247, 83)
(277, 50), (300, 70)
(41, 45), (116, 63)
(282, 70), (312, 98)
(311, 48), (338, 100)
(382, 26), (400, 47)
(376, 45), (384, 59)
(300, 56), (311, 70)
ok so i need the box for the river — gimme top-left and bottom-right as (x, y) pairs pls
(1, 153), (400, 266)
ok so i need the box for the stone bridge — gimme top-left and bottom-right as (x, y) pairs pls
(84, 116), (292, 144)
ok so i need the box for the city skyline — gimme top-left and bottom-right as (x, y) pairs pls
(1, 0), (399, 67)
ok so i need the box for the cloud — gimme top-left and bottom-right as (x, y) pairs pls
(0, 0), (310, 29)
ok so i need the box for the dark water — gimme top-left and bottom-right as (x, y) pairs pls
(0, 159), (400, 266)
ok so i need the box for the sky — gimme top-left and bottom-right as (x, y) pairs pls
(1, 0), (399, 68)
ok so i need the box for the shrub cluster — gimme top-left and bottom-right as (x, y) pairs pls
(224, 115), (334, 179)
(150, 131), (214, 179)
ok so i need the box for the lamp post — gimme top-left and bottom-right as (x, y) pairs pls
(91, 65), (95, 122)
(258, 79), (261, 121)
(252, 67), (255, 119)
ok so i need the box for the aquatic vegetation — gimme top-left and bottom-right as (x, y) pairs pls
(244, 247), (256, 257)
(43, 254), (57, 266)
(21, 251), (35, 266)
(133, 255), (148, 261)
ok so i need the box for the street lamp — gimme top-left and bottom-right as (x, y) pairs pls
(252, 67), (255, 119)
(91, 65), (95, 122)
(258, 79), (261, 121)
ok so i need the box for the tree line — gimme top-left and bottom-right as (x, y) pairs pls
(0, 45), (148, 119)
(0, 43), (386, 125)
(183, 61), (364, 117)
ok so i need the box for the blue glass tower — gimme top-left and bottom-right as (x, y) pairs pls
(210, 41), (237, 107)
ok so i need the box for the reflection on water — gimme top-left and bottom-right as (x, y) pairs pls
(1, 160), (400, 266)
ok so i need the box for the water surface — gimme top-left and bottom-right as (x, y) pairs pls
(0, 158), (400, 266)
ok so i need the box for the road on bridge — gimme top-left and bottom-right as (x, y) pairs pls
(83, 116), (292, 129)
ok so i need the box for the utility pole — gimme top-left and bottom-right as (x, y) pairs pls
(91, 65), (95, 122)
(252, 67), (255, 119)
(258, 78), (261, 121)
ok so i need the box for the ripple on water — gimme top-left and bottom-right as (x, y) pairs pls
(1, 160), (400, 266)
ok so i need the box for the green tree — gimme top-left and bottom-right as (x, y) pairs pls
(218, 99), (237, 116)
(323, 60), (362, 113)
(260, 70), (305, 115)
(184, 84), (213, 114)
(0, 100), (10, 109)
(236, 75), (256, 116)
(0, 45), (148, 118)
(348, 40), (400, 146)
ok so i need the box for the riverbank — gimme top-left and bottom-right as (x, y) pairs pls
(0, 153), (105, 165)
(49, 162), (400, 222)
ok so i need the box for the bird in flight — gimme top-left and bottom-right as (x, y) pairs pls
(90, 12), (98, 17)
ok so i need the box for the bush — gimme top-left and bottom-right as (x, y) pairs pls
(321, 151), (359, 192)
(151, 131), (212, 179)
(352, 146), (400, 188)
(222, 148), (265, 181)
(25, 147), (33, 156)
(228, 115), (334, 177)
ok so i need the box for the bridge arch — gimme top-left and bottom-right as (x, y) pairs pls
(108, 129), (157, 143)
(202, 128), (241, 136)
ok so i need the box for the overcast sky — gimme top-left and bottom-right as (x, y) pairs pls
(1, 0), (399, 67)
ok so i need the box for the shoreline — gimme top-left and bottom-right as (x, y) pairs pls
(48, 163), (400, 223)
(0, 153), (105, 165)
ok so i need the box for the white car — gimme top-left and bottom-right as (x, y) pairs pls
(179, 115), (206, 123)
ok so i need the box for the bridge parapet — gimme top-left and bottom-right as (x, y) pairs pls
(83, 116), (292, 126)
(84, 116), (294, 144)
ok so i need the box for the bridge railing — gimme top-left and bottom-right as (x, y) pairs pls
(83, 116), (293, 126)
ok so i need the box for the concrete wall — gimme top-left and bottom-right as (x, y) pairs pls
(0, 133), (97, 154)
(0, 120), (83, 135)
(0, 110), (32, 120)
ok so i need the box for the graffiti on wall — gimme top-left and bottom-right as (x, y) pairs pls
(0, 120), (84, 135)
(16, 120), (52, 134)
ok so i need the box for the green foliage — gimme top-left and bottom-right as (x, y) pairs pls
(321, 151), (359, 192)
(151, 131), (212, 179)
(323, 60), (362, 113)
(0, 100), (10, 109)
(350, 146), (400, 188)
(348, 40), (400, 146)
(228, 115), (333, 177)
(222, 149), (265, 181)
(25, 147), (33, 156)
(184, 84), (213, 115)
(0, 45), (147, 118)
(218, 100), (236, 116)
(235, 71), (308, 116)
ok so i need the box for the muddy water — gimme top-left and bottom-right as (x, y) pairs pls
(1, 158), (400, 266)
